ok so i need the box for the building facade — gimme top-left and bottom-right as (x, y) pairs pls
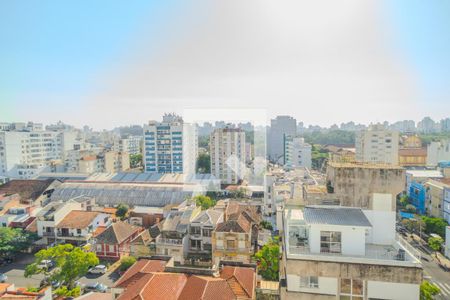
(143, 114), (198, 174)
(268, 116), (297, 163)
(210, 126), (246, 184)
(355, 125), (399, 165)
(284, 136), (312, 169)
(282, 206), (422, 300)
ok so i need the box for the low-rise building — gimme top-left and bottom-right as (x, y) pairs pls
(282, 205), (422, 300)
(326, 162), (405, 210)
(155, 202), (201, 263)
(187, 209), (223, 264)
(424, 179), (449, 218)
(112, 258), (256, 300)
(212, 202), (260, 265)
(444, 184), (450, 224)
(399, 148), (427, 167)
(94, 221), (142, 261)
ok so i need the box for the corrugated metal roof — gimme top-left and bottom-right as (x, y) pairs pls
(304, 206), (372, 227)
(50, 181), (202, 207)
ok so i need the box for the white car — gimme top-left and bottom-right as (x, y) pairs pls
(88, 265), (107, 274)
(0, 273), (7, 283)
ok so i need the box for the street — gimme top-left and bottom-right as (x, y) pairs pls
(0, 254), (118, 290)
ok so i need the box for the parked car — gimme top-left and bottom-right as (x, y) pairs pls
(88, 265), (107, 274)
(38, 260), (54, 270)
(84, 282), (107, 293)
(0, 273), (7, 283)
(51, 280), (63, 289)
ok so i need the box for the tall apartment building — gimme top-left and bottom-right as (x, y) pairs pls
(355, 125), (399, 165)
(210, 126), (246, 185)
(268, 116), (297, 163)
(0, 131), (79, 179)
(143, 114), (198, 174)
(284, 136), (312, 169)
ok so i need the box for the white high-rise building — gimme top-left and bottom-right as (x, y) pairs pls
(284, 136), (312, 169)
(143, 114), (198, 174)
(268, 116), (297, 163)
(114, 135), (142, 155)
(210, 126), (246, 184)
(355, 125), (399, 165)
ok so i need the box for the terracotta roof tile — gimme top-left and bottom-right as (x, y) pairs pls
(179, 276), (236, 300)
(216, 214), (251, 233)
(56, 210), (101, 229)
(115, 259), (166, 288)
(399, 148), (427, 156)
(220, 266), (256, 299)
(0, 179), (56, 201)
(95, 221), (140, 244)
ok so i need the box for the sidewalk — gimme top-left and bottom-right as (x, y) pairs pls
(408, 233), (450, 269)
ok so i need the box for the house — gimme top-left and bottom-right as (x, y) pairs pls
(130, 229), (154, 258)
(212, 202), (260, 265)
(0, 179), (61, 205)
(94, 221), (142, 260)
(0, 283), (51, 300)
(187, 209), (223, 264)
(0, 194), (34, 228)
(282, 204), (422, 300)
(129, 206), (164, 228)
(112, 258), (256, 300)
(55, 210), (111, 245)
(155, 201), (201, 263)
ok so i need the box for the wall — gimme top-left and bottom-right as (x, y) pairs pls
(309, 224), (366, 256)
(286, 274), (337, 295)
(367, 280), (419, 300)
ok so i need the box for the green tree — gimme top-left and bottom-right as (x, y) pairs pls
(119, 256), (137, 272)
(129, 154), (143, 168)
(401, 218), (425, 235)
(428, 236), (444, 258)
(260, 220), (273, 231)
(0, 227), (36, 258)
(420, 280), (440, 300)
(196, 153), (211, 174)
(254, 238), (280, 281)
(421, 216), (448, 238)
(25, 244), (99, 289)
(54, 286), (81, 298)
(398, 194), (409, 208)
(116, 203), (130, 220)
(194, 195), (216, 210)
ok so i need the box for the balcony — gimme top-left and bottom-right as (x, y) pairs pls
(286, 237), (421, 267)
(156, 236), (183, 246)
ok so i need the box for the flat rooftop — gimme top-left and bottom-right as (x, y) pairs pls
(304, 206), (372, 227)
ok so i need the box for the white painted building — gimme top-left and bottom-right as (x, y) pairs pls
(427, 140), (450, 166)
(283, 197), (422, 300)
(284, 136), (312, 169)
(268, 116), (297, 163)
(355, 125), (399, 165)
(114, 135), (142, 155)
(143, 114), (198, 174)
(210, 126), (246, 184)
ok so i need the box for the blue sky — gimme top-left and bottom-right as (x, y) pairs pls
(0, 1), (449, 129)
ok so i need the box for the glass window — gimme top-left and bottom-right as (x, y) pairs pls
(320, 231), (341, 253)
(340, 278), (364, 299)
(300, 276), (319, 288)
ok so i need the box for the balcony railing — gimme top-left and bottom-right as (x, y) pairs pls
(288, 243), (416, 263)
(156, 236), (183, 245)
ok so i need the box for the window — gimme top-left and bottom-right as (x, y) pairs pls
(202, 228), (212, 237)
(340, 278), (364, 299)
(300, 276), (319, 288)
(190, 226), (201, 235)
(77, 229), (82, 234)
(190, 239), (201, 249)
(320, 231), (341, 253)
(226, 240), (236, 249)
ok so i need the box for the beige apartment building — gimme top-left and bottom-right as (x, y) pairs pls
(355, 125), (399, 165)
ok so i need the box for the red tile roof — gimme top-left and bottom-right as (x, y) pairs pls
(56, 210), (101, 229)
(95, 221), (140, 244)
(114, 259), (256, 300)
(0, 179), (55, 201)
(220, 266), (256, 299)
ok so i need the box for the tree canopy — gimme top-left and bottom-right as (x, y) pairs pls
(116, 203), (130, 220)
(119, 256), (137, 272)
(254, 238), (280, 281)
(25, 244), (99, 289)
(194, 195), (216, 210)
(0, 227), (36, 258)
(428, 236), (443, 257)
(421, 216), (448, 238)
(420, 280), (440, 300)
(130, 154), (142, 168)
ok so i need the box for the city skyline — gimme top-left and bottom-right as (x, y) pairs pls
(1, 1), (450, 129)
